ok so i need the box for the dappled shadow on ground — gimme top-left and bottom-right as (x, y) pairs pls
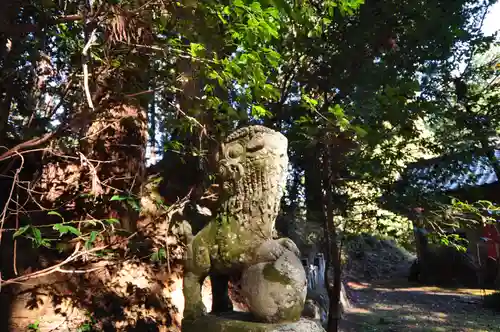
(3, 259), (182, 331)
(341, 279), (500, 332)
(348, 278), (497, 296)
(0, 212), (192, 331)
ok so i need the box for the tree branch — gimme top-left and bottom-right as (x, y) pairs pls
(0, 131), (59, 162)
(0, 15), (83, 36)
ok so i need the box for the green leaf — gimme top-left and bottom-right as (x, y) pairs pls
(85, 231), (99, 249)
(106, 218), (120, 224)
(303, 95), (319, 109)
(217, 11), (228, 24)
(32, 227), (42, 244)
(264, 48), (281, 67)
(164, 140), (184, 152)
(260, 21), (279, 39)
(66, 226), (81, 236)
(231, 30), (240, 41)
(89, 231), (98, 242)
(158, 248), (167, 259)
(338, 118), (350, 130)
(329, 104), (345, 118)
(151, 251), (159, 262)
(53, 224), (69, 236)
(13, 225), (30, 239)
(159, 15), (168, 30)
(110, 195), (128, 202)
(28, 320), (40, 331)
(189, 43), (205, 57)
(233, 0), (245, 8)
(251, 105), (271, 118)
(53, 224), (80, 236)
(127, 198), (141, 212)
(295, 115), (313, 125)
(353, 125), (368, 137)
(151, 248), (167, 262)
(40, 239), (52, 248)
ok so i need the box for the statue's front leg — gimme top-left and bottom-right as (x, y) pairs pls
(182, 232), (211, 321)
(183, 271), (208, 320)
(210, 273), (233, 314)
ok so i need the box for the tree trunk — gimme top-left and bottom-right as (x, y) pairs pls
(80, 2), (152, 233)
(411, 212), (429, 283)
(322, 137), (342, 332)
(304, 144), (324, 225)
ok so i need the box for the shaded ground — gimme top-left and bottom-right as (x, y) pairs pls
(340, 278), (500, 332)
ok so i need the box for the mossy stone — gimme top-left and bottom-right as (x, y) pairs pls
(181, 312), (326, 332)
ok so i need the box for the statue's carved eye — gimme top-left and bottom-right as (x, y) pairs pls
(227, 144), (243, 159)
(247, 138), (265, 152)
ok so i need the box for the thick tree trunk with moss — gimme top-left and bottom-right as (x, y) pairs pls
(82, 102), (147, 232)
(78, 1), (152, 233)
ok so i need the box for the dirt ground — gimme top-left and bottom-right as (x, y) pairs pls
(340, 278), (500, 332)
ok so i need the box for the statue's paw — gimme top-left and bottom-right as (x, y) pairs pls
(253, 240), (283, 263)
(278, 238), (301, 258)
(254, 238), (301, 263)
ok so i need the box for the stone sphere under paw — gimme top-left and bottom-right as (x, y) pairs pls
(241, 249), (307, 323)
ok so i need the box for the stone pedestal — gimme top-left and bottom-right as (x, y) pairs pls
(181, 312), (326, 332)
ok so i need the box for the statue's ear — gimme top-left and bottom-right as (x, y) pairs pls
(218, 142), (225, 160)
(231, 163), (245, 181)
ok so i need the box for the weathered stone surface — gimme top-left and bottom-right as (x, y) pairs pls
(241, 247), (307, 323)
(182, 125), (306, 323)
(181, 312), (326, 332)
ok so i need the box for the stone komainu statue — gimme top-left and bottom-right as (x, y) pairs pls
(182, 125), (307, 325)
